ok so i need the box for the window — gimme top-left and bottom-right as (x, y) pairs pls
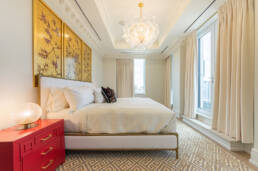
(134, 58), (146, 95)
(197, 18), (217, 118)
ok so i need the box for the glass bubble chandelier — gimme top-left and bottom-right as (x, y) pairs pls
(122, 1), (159, 49)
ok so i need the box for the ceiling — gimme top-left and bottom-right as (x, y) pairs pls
(93, 0), (191, 49)
(44, 0), (225, 58)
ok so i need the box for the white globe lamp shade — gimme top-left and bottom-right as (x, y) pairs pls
(16, 103), (42, 129)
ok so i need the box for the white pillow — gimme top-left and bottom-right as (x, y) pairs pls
(63, 86), (94, 110)
(46, 88), (69, 113)
(93, 88), (105, 103)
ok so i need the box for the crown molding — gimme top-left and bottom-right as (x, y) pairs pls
(163, 37), (184, 57)
(43, 0), (104, 57)
(94, 0), (116, 47)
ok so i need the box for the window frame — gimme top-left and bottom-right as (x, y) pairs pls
(196, 16), (218, 119)
(133, 58), (146, 95)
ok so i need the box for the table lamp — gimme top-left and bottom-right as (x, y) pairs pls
(16, 103), (42, 130)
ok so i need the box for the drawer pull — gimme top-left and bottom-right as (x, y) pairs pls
(41, 160), (54, 170)
(40, 134), (52, 142)
(41, 146), (54, 156)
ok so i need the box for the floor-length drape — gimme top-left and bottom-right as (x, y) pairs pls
(164, 56), (172, 108)
(212, 0), (254, 143)
(116, 59), (134, 98)
(184, 32), (197, 118)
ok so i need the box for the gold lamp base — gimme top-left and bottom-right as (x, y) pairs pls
(17, 123), (39, 130)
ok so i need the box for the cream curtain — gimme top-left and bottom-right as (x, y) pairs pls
(116, 59), (134, 98)
(164, 56), (172, 108)
(184, 31), (197, 118)
(212, 0), (254, 143)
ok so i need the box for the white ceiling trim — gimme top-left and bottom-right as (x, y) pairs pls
(157, 0), (191, 47)
(94, 0), (116, 47)
(43, 0), (104, 56)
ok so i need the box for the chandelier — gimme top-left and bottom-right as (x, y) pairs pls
(122, 2), (159, 49)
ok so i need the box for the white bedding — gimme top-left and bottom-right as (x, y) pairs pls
(47, 97), (176, 134)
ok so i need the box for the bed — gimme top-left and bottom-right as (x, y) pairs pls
(40, 76), (178, 158)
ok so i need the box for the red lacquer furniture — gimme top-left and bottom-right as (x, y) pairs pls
(0, 119), (65, 171)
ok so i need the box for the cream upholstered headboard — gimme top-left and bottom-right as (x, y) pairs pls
(40, 76), (94, 118)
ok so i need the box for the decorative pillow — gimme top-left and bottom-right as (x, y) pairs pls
(93, 88), (105, 103)
(63, 86), (94, 110)
(46, 88), (69, 113)
(101, 87), (117, 103)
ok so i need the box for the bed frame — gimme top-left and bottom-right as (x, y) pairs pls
(39, 76), (179, 159)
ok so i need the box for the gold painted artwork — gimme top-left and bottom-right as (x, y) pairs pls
(33, 0), (92, 85)
(33, 0), (62, 81)
(82, 42), (92, 82)
(63, 24), (82, 80)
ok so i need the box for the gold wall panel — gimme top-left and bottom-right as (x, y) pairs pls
(82, 42), (92, 82)
(33, 0), (92, 85)
(33, 0), (62, 85)
(63, 24), (82, 80)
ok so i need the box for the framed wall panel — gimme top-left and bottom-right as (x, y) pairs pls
(33, 0), (62, 86)
(82, 42), (92, 82)
(33, 0), (92, 85)
(63, 24), (82, 80)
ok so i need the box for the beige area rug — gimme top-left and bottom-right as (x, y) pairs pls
(57, 121), (255, 171)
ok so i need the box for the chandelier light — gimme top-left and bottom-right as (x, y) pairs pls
(122, 2), (159, 49)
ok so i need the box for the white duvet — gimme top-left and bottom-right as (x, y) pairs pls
(47, 97), (177, 134)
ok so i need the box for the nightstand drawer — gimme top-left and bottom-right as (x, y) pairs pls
(40, 155), (59, 171)
(23, 139), (60, 171)
(35, 128), (57, 146)
(23, 151), (59, 171)
(39, 139), (59, 158)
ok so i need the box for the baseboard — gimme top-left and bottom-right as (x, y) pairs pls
(182, 116), (251, 152)
(250, 148), (258, 167)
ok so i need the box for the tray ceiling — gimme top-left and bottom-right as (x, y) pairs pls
(93, 0), (191, 49)
(44, 0), (225, 58)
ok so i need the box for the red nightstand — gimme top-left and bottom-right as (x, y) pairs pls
(0, 119), (65, 171)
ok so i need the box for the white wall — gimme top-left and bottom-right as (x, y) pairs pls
(0, 0), (37, 129)
(102, 58), (165, 104)
(0, 0), (103, 130)
(92, 51), (103, 86)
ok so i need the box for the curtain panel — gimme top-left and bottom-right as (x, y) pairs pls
(164, 56), (172, 108)
(184, 31), (197, 118)
(212, 0), (254, 143)
(116, 59), (134, 98)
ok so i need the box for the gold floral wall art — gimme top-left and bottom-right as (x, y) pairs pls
(63, 24), (82, 80)
(82, 42), (92, 82)
(33, 0), (92, 86)
(33, 0), (62, 85)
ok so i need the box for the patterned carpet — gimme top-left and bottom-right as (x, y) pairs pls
(57, 121), (254, 171)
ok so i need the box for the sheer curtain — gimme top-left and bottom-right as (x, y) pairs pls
(212, 0), (254, 143)
(164, 56), (172, 108)
(116, 59), (134, 98)
(184, 31), (197, 118)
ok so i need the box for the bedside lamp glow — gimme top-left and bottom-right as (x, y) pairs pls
(16, 103), (42, 130)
